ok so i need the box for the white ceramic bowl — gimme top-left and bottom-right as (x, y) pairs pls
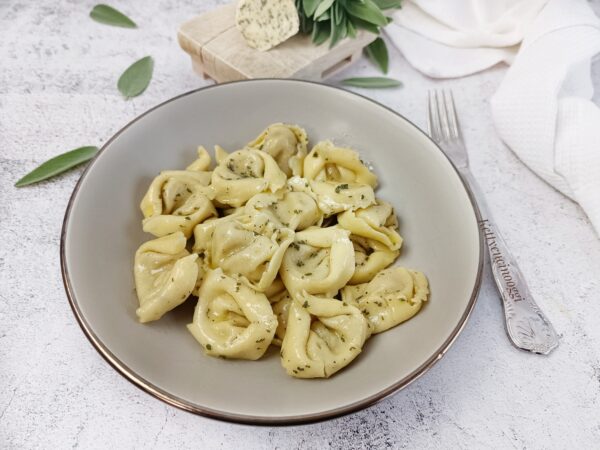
(61, 80), (483, 424)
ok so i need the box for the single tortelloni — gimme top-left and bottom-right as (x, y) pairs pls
(186, 146), (212, 172)
(244, 186), (322, 231)
(302, 140), (377, 215)
(304, 140), (377, 187)
(350, 236), (399, 285)
(211, 148), (287, 207)
(338, 200), (403, 251)
(280, 226), (354, 296)
(193, 212), (294, 292)
(247, 123), (308, 177)
(140, 170), (216, 238)
(134, 232), (199, 323)
(188, 269), (277, 360)
(341, 267), (429, 335)
(280, 292), (369, 378)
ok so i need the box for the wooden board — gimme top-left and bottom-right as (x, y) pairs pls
(178, 4), (376, 83)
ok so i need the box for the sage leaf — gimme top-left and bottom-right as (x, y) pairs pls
(348, 16), (380, 34)
(330, 16), (347, 48)
(347, 18), (357, 38)
(365, 38), (389, 74)
(117, 56), (154, 98)
(341, 77), (402, 88)
(15, 146), (99, 187)
(334, 2), (343, 25)
(90, 4), (137, 28)
(372, 0), (402, 10)
(345, 0), (388, 27)
(316, 11), (330, 22)
(312, 21), (331, 45)
(314, 0), (335, 18)
(302, 0), (320, 17)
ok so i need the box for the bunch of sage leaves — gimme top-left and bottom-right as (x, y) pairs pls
(297, 0), (402, 88)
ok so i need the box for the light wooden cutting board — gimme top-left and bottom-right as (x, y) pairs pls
(178, 4), (376, 83)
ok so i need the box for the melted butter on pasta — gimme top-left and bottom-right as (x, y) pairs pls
(341, 267), (429, 334)
(288, 173), (375, 217)
(140, 170), (216, 238)
(195, 212), (294, 292)
(304, 140), (377, 187)
(280, 226), (355, 296)
(134, 232), (198, 323)
(244, 187), (322, 230)
(280, 292), (369, 378)
(247, 123), (308, 177)
(338, 200), (403, 251)
(211, 148), (287, 207)
(350, 236), (399, 285)
(187, 269), (277, 360)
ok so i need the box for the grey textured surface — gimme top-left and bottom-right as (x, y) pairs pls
(1, 1), (600, 448)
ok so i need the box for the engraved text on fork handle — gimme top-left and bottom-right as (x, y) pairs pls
(460, 170), (559, 354)
(479, 218), (559, 354)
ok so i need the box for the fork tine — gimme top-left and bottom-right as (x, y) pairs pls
(427, 90), (441, 141)
(445, 90), (460, 139)
(436, 90), (451, 141)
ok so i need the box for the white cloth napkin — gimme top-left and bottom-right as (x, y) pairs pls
(386, 0), (600, 234)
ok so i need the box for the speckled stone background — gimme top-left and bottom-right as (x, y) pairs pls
(2, 1), (600, 448)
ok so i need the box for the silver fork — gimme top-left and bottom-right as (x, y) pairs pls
(428, 90), (559, 355)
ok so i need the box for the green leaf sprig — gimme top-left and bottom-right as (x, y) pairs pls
(341, 77), (402, 88)
(15, 146), (99, 187)
(90, 4), (137, 28)
(89, 4), (153, 98)
(16, 5), (151, 187)
(365, 37), (388, 73)
(118, 56), (154, 98)
(296, 0), (401, 49)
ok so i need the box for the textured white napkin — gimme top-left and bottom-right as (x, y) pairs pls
(386, 0), (600, 234)
(386, 0), (548, 78)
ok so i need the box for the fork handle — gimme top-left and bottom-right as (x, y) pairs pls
(462, 171), (559, 354)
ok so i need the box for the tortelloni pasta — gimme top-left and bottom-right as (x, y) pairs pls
(186, 146), (212, 172)
(244, 187), (322, 231)
(140, 170), (216, 238)
(280, 292), (369, 378)
(211, 147), (287, 207)
(280, 226), (355, 296)
(133, 123), (430, 380)
(193, 212), (294, 292)
(338, 200), (403, 251)
(350, 236), (399, 285)
(246, 123), (308, 177)
(134, 232), (198, 323)
(188, 269), (277, 360)
(341, 267), (429, 335)
(303, 140), (377, 215)
(304, 140), (377, 187)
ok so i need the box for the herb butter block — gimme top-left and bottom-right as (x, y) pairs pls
(235, 0), (299, 51)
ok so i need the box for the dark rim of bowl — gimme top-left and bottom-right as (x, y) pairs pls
(60, 79), (484, 426)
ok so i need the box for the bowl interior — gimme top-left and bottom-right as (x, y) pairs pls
(63, 80), (481, 423)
